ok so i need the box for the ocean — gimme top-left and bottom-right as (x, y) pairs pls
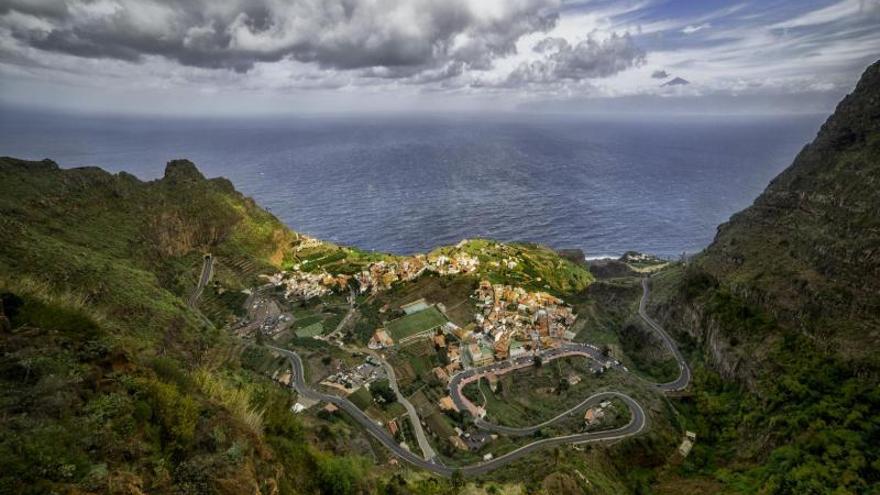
(0, 110), (824, 258)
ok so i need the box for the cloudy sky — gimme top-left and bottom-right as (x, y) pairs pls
(1, 0), (878, 115)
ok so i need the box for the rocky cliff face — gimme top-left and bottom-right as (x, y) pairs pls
(702, 59), (880, 363)
(640, 63), (880, 495)
(653, 59), (880, 386)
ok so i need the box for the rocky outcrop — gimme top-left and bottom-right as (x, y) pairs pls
(651, 292), (759, 388)
(667, 59), (880, 376)
(588, 259), (636, 279)
(163, 159), (206, 183)
(643, 60), (880, 389)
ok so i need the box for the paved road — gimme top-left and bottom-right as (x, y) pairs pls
(264, 275), (688, 477)
(447, 343), (612, 418)
(326, 287), (357, 339)
(370, 351), (438, 461)
(449, 276), (691, 436)
(188, 254), (213, 308)
(267, 345), (647, 477)
(639, 277), (691, 392)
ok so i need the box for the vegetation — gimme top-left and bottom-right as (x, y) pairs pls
(439, 239), (594, 295)
(650, 269), (880, 493)
(385, 306), (448, 340)
(369, 379), (397, 404)
(3, 58), (878, 494)
(632, 61), (880, 494)
(461, 357), (620, 428)
(0, 158), (389, 494)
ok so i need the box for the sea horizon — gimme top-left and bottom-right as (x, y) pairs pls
(0, 108), (826, 258)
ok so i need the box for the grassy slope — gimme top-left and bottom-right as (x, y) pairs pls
(647, 60), (880, 493)
(441, 239), (594, 295)
(0, 158), (382, 494)
(0, 157), (601, 494)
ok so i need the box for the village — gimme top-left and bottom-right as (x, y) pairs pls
(250, 240), (633, 463)
(267, 250), (479, 300)
(467, 280), (577, 364)
(367, 279), (579, 369)
(355, 252), (480, 295)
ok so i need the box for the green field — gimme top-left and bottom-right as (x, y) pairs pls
(295, 321), (324, 338)
(348, 386), (373, 410)
(385, 306), (448, 340)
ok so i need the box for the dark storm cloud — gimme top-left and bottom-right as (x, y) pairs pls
(0, 0), (71, 19)
(651, 69), (669, 79)
(0, 0), (559, 74)
(506, 33), (644, 85)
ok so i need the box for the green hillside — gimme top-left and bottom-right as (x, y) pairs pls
(0, 158), (382, 494)
(647, 60), (880, 493)
(3, 60), (878, 495)
(0, 157), (599, 494)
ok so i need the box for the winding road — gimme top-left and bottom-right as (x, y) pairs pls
(267, 276), (688, 477)
(370, 351), (438, 461)
(188, 254), (213, 308)
(639, 277), (691, 392)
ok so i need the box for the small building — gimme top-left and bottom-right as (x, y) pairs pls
(323, 403), (338, 414)
(486, 372), (499, 392)
(493, 338), (509, 360)
(369, 329), (395, 349)
(448, 436), (469, 451)
(438, 396), (457, 412)
(679, 438), (694, 457)
(679, 432), (697, 457)
(483, 453), (494, 461)
(433, 366), (450, 384)
(447, 344), (461, 363)
(477, 343), (494, 366)
(276, 371), (292, 386)
(465, 342), (483, 367)
(509, 340), (527, 358)
(566, 373), (581, 386)
(387, 420), (399, 437)
(584, 407), (605, 425)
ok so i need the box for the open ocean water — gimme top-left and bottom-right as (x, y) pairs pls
(0, 110), (825, 258)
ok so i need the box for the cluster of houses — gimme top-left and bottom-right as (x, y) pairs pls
(266, 250), (480, 301)
(354, 252), (479, 295)
(320, 355), (385, 392)
(430, 332), (464, 383)
(293, 234), (325, 252)
(464, 280), (577, 365)
(264, 271), (350, 300)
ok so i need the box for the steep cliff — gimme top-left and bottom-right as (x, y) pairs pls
(700, 58), (880, 362)
(648, 60), (880, 493)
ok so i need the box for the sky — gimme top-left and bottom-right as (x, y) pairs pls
(0, 0), (878, 116)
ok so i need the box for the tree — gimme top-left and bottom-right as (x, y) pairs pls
(370, 380), (396, 404)
(557, 378), (569, 394)
(534, 355), (543, 367)
(451, 469), (464, 491)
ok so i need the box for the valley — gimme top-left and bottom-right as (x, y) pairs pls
(223, 242), (688, 477)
